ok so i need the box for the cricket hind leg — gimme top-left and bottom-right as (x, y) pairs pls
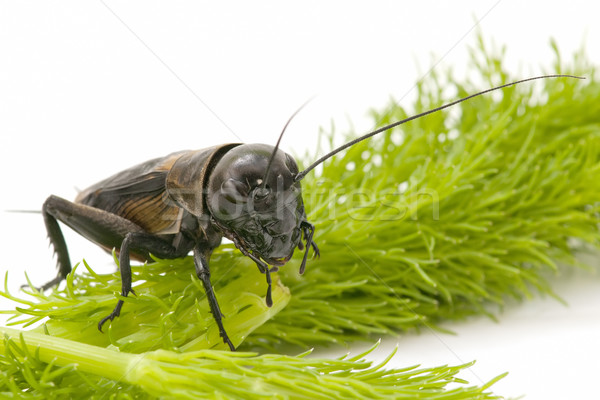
(40, 201), (71, 290)
(39, 195), (191, 333)
(37, 195), (147, 290)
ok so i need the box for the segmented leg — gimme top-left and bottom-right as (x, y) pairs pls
(41, 196), (73, 288)
(39, 195), (191, 332)
(193, 246), (235, 351)
(40, 195), (146, 290)
(98, 231), (184, 332)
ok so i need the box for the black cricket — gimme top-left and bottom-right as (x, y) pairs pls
(36, 75), (580, 350)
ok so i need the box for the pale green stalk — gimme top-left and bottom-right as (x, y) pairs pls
(0, 327), (504, 399)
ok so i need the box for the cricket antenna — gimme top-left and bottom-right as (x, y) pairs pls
(294, 74), (584, 182)
(261, 97), (314, 190)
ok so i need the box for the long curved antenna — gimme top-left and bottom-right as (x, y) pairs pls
(294, 74), (584, 182)
(260, 97), (315, 189)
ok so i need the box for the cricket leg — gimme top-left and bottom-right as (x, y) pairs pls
(38, 195), (146, 290)
(40, 196), (73, 289)
(98, 231), (186, 332)
(193, 245), (235, 351)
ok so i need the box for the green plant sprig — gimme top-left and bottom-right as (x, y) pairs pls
(0, 328), (505, 399)
(244, 41), (600, 349)
(1, 254), (290, 353)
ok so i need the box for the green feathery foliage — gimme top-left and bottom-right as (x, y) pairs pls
(0, 328), (505, 399)
(247, 40), (600, 348)
(2, 254), (290, 352)
(1, 38), (598, 398)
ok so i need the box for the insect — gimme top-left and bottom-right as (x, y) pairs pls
(35, 74), (580, 351)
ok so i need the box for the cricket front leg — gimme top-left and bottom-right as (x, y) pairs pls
(193, 245), (235, 351)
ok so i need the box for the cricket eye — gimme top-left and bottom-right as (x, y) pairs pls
(220, 179), (250, 203)
(285, 153), (299, 174)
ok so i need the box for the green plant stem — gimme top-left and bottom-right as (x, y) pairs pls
(2, 327), (133, 382)
(1, 327), (504, 399)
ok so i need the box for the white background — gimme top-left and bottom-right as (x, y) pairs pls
(1, 1), (599, 398)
